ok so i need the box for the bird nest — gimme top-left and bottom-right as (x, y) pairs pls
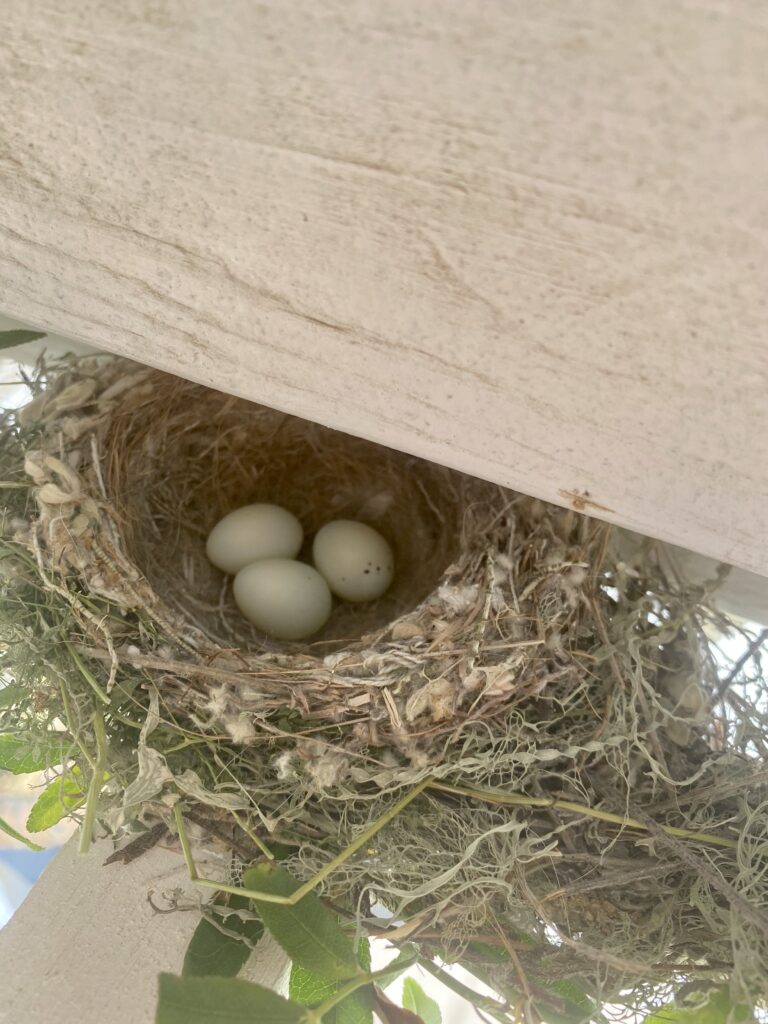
(2, 354), (768, 1018)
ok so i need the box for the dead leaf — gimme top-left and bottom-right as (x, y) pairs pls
(45, 378), (98, 416)
(405, 679), (455, 722)
(18, 393), (51, 427)
(374, 989), (426, 1024)
(43, 454), (82, 492)
(103, 822), (167, 866)
(38, 482), (78, 504)
(391, 621), (424, 640)
(70, 514), (91, 537)
(24, 450), (47, 482)
(436, 582), (479, 615)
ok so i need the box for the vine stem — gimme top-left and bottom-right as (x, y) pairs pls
(417, 959), (511, 1022)
(175, 800), (199, 878)
(174, 777), (432, 904)
(230, 810), (274, 861)
(429, 780), (740, 852)
(78, 708), (107, 855)
(175, 771), (741, 909)
(67, 641), (111, 705)
(57, 679), (96, 770)
(303, 957), (420, 1023)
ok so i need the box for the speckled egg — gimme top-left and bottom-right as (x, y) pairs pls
(312, 520), (394, 602)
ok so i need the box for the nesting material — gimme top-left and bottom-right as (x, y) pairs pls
(103, 360), (475, 652)
(2, 354), (768, 1017)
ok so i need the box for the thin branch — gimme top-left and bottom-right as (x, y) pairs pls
(418, 958), (512, 1023)
(430, 781), (741, 852)
(715, 627), (768, 700)
(231, 809), (274, 861)
(173, 777), (432, 905)
(78, 709), (107, 855)
(638, 811), (768, 938)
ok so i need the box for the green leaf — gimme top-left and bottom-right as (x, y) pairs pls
(538, 978), (603, 1024)
(155, 973), (304, 1024)
(380, 946), (421, 988)
(26, 772), (86, 832)
(374, 989), (427, 1024)
(465, 940), (514, 963)
(0, 734), (69, 774)
(402, 979), (440, 1024)
(334, 990), (374, 1024)
(643, 985), (753, 1024)
(0, 813), (44, 851)
(547, 980), (593, 1014)
(183, 896), (264, 978)
(243, 863), (359, 980)
(0, 684), (26, 710)
(267, 840), (298, 861)
(0, 330), (47, 351)
(290, 954), (374, 1024)
(290, 963), (336, 1005)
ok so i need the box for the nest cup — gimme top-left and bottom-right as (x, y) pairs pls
(103, 373), (474, 651)
(9, 354), (768, 1013)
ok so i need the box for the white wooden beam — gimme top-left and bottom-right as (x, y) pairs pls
(0, 837), (287, 1024)
(0, 2), (767, 575)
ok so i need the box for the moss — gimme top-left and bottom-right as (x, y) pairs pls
(1, 355), (767, 1015)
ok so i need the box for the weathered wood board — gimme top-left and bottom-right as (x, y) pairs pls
(1, 1), (767, 574)
(0, 837), (288, 1024)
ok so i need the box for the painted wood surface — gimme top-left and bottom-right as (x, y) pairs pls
(0, 2), (767, 575)
(0, 836), (288, 1024)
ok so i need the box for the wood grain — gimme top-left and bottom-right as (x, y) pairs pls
(0, 1), (766, 573)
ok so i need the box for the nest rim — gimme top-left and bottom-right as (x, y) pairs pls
(3, 353), (768, 1014)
